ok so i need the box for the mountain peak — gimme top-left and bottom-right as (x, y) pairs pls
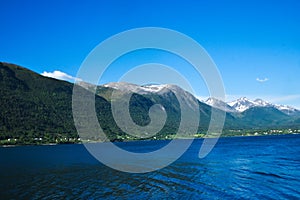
(102, 82), (300, 115)
(102, 82), (188, 95)
(205, 97), (237, 112)
(237, 97), (251, 102)
(228, 97), (255, 112)
(253, 98), (271, 107)
(226, 97), (299, 114)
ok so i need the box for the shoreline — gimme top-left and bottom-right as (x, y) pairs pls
(1, 132), (299, 148)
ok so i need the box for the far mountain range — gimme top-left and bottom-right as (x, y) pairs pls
(204, 97), (299, 115)
(0, 62), (300, 144)
(102, 82), (300, 116)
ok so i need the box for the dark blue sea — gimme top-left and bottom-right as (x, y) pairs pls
(1, 134), (300, 199)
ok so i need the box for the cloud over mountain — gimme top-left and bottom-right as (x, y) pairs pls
(41, 70), (81, 82)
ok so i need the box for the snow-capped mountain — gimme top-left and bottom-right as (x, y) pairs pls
(103, 82), (299, 116)
(103, 82), (172, 94)
(205, 97), (237, 113)
(227, 97), (299, 114)
(274, 104), (299, 115)
(102, 82), (199, 111)
(253, 98), (272, 107)
(227, 97), (275, 112)
(228, 97), (257, 112)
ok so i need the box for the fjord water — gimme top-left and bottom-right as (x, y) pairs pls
(1, 135), (300, 199)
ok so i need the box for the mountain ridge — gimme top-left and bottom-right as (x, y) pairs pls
(103, 83), (300, 115)
(206, 96), (299, 115)
(1, 62), (300, 145)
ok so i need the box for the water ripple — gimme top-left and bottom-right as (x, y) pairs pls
(1, 135), (300, 199)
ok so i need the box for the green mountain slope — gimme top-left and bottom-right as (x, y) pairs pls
(0, 62), (120, 144)
(0, 62), (299, 145)
(240, 106), (291, 128)
(0, 62), (74, 141)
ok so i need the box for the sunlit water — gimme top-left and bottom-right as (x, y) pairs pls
(1, 134), (300, 199)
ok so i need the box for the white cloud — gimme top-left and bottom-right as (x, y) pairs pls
(256, 77), (269, 82)
(41, 70), (82, 82)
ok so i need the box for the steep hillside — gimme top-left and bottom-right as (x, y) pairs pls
(0, 62), (299, 145)
(0, 62), (116, 144)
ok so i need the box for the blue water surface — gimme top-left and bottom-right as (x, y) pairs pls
(0, 134), (300, 199)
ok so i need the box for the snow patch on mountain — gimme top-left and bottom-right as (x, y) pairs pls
(103, 82), (168, 94)
(253, 99), (272, 107)
(205, 97), (237, 112)
(274, 104), (299, 115)
(141, 84), (166, 92)
(228, 97), (256, 112)
(228, 97), (299, 114)
(102, 82), (199, 111)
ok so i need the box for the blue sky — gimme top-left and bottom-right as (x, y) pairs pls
(1, 0), (300, 108)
